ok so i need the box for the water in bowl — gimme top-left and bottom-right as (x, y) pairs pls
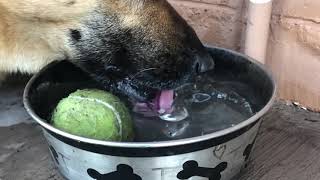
(132, 75), (255, 142)
(36, 66), (257, 142)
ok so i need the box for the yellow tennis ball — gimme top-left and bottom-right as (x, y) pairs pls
(51, 89), (134, 141)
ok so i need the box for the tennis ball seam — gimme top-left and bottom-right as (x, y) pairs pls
(68, 95), (123, 140)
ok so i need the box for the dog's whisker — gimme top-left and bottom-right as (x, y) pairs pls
(130, 68), (158, 79)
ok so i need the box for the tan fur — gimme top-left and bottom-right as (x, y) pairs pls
(107, 0), (143, 28)
(0, 0), (97, 21)
(107, 0), (181, 50)
(0, 0), (179, 81)
(0, 0), (96, 77)
(0, 0), (145, 74)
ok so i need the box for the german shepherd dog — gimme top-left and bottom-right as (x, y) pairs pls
(0, 0), (214, 102)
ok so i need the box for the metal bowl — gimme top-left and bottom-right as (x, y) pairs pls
(23, 46), (276, 180)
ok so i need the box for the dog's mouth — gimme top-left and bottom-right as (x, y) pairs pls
(91, 68), (184, 115)
(86, 50), (214, 116)
(94, 60), (213, 116)
(104, 75), (182, 116)
(133, 90), (175, 116)
(127, 73), (191, 115)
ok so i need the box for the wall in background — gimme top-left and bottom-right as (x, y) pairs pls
(169, 0), (246, 50)
(169, 0), (320, 111)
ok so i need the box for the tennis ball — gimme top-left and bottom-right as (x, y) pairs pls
(51, 89), (134, 141)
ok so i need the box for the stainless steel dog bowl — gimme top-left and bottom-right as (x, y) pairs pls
(23, 46), (276, 180)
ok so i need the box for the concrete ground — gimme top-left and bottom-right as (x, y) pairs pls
(1, 76), (320, 180)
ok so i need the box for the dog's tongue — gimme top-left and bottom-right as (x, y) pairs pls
(133, 90), (174, 116)
(156, 90), (174, 114)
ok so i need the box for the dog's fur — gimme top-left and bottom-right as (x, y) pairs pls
(0, 0), (213, 100)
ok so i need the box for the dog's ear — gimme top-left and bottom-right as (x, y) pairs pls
(0, 0), (97, 21)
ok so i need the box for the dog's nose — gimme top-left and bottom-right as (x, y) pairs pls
(193, 53), (215, 74)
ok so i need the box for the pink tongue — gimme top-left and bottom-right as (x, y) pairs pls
(133, 90), (174, 116)
(157, 90), (174, 114)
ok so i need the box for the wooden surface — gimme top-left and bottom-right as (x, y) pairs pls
(239, 101), (320, 180)
(1, 100), (320, 180)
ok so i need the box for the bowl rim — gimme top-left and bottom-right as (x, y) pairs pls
(23, 45), (277, 148)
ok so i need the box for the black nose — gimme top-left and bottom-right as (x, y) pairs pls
(193, 53), (215, 74)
